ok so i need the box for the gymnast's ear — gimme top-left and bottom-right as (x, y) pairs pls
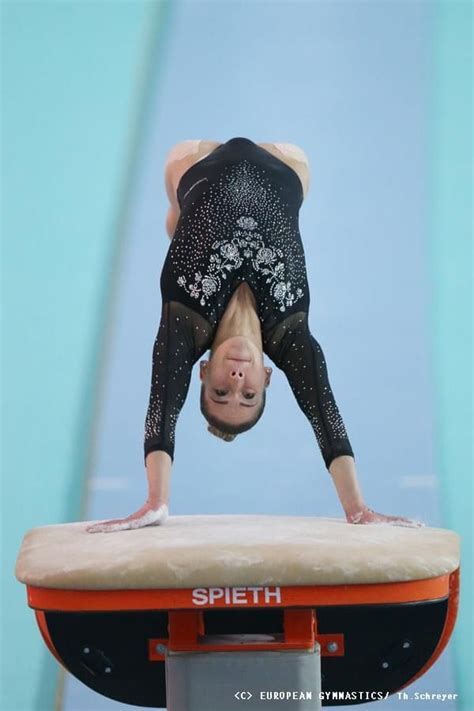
(264, 367), (273, 386)
(199, 360), (209, 381)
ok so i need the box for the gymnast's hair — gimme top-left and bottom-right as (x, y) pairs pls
(200, 384), (267, 441)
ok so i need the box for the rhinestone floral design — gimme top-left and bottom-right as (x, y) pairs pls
(177, 215), (304, 312)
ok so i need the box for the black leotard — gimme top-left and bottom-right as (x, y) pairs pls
(144, 137), (355, 469)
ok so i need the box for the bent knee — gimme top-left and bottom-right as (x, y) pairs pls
(166, 140), (201, 166)
(273, 142), (310, 167)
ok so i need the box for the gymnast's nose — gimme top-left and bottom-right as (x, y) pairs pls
(229, 369), (244, 379)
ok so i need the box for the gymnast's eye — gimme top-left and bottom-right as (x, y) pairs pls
(243, 392), (256, 400)
(215, 389), (227, 397)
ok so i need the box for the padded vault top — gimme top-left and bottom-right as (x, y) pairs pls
(15, 515), (460, 590)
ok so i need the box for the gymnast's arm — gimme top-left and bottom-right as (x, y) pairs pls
(86, 301), (212, 533)
(263, 313), (423, 527)
(263, 312), (355, 467)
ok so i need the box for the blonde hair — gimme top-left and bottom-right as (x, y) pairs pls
(207, 424), (236, 442)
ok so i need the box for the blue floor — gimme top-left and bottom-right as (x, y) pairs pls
(63, 2), (456, 708)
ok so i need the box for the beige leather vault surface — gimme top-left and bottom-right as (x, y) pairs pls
(15, 515), (460, 590)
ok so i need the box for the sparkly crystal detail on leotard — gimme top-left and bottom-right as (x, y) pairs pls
(177, 211), (304, 312)
(144, 138), (354, 468)
(165, 159), (308, 327)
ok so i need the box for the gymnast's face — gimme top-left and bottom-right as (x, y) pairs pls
(200, 336), (272, 425)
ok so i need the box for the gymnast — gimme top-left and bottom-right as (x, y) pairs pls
(87, 137), (421, 533)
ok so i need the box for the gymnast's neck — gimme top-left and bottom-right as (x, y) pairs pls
(210, 283), (263, 355)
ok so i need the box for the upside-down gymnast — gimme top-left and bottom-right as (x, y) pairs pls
(87, 137), (421, 533)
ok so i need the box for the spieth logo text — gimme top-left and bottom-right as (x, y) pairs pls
(192, 586), (282, 606)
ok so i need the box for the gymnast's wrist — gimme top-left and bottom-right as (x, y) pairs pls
(342, 500), (368, 518)
(146, 497), (169, 510)
(338, 493), (366, 516)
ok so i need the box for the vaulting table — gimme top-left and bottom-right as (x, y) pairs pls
(15, 515), (461, 710)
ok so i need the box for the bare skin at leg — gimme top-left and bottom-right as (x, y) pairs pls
(165, 140), (311, 240)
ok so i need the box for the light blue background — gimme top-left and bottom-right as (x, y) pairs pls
(64, 2), (455, 710)
(2, 1), (471, 710)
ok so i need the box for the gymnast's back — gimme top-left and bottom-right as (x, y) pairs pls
(161, 136), (309, 330)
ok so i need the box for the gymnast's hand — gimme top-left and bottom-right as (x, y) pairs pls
(85, 501), (169, 533)
(346, 505), (424, 528)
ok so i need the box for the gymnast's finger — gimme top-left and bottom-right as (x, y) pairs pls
(85, 520), (132, 533)
(390, 517), (425, 528)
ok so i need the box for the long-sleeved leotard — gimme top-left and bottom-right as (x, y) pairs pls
(144, 137), (354, 469)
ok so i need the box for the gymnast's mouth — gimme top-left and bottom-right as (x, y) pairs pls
(226, 357), (251, 362)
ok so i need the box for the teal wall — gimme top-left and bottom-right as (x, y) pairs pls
(430, 2), (472, 709)
(1, 2), (168, 709)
